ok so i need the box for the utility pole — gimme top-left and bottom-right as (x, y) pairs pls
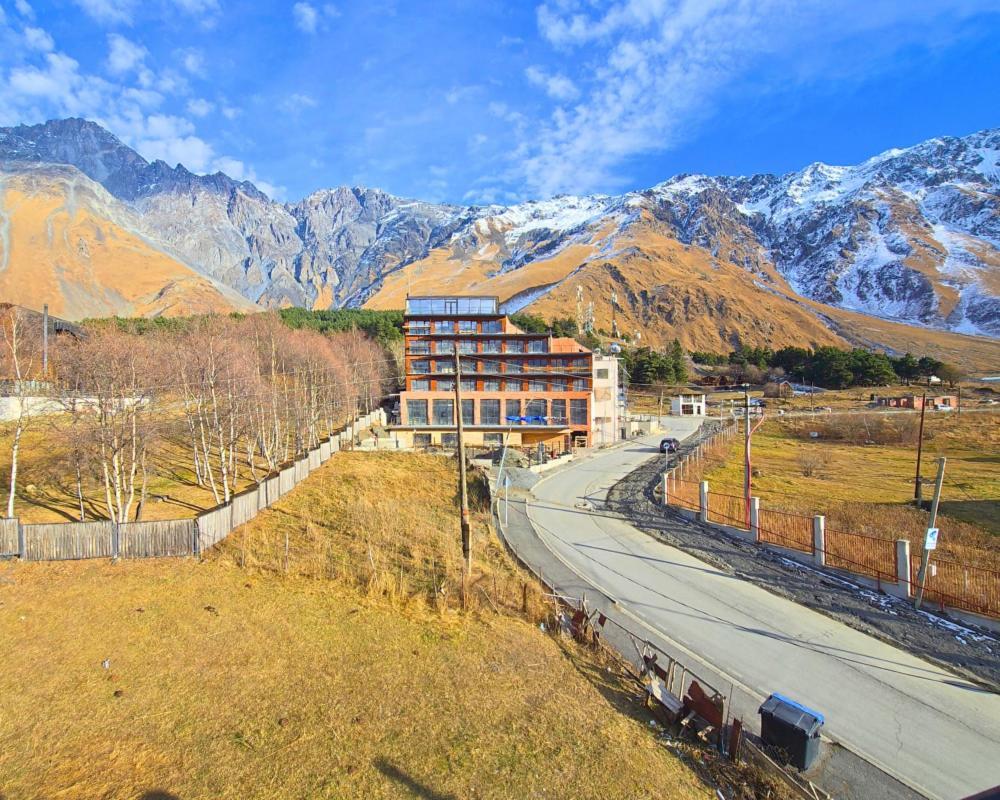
(914, 457), (946, 610)
(744, 383), (751, 528)
(453, 349), (472, 577)
(957, 386), (962, 416)
(42, 303), (49, 375)
(913, 393), (927, 506)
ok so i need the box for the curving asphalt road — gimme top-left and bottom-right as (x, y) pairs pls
(521, 422), (1000, 800)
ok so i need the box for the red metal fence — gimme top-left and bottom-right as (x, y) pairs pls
(708, 491), (748, 530)
(669, 477), (701, 513)
(910, 555), (1000, 619)
(757, 508), (813, 554)
(825, 527), (896, 584)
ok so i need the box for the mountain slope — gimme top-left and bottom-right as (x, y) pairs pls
(0, 163), (258, 319)
(0, 118), (998, 363)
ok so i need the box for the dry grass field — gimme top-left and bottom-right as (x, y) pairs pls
(702, 411), (1000, 567)
(0, 452), (714, 800)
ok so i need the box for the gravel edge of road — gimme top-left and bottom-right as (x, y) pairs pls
(603, 445), (1000, 692)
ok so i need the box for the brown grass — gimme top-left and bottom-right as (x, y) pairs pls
(0, 452), (714, 800)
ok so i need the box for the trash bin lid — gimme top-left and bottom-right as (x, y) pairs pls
(758, 693), (825, 735)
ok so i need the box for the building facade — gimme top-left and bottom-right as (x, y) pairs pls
(393, 295), (613, 452)
(670, 393), (706, 416)
(876, 394), (956, 410)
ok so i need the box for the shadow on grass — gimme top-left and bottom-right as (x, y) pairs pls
(140, 792), (180, 800)
(373, 759), (457, 800)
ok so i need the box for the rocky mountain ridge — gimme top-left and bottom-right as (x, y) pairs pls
(1, 118), (998, 339)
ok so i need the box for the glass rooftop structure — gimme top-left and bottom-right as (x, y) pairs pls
(405, 296), (499, 316)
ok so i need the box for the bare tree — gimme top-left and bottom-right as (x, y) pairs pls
(0, 307), (43, 518)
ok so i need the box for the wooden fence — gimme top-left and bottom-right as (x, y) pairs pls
(0, 409), (383, 563)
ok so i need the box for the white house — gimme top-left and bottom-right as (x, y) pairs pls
(670, 393), (706, 416)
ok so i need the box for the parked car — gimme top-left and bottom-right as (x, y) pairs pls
(659, 437), (680, 453)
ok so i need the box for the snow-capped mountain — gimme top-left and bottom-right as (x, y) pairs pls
(1, 118), (998, 343)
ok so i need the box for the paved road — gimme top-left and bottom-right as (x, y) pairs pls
(522, 423), (1000, 800)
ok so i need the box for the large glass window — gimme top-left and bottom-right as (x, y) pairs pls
(525, 399), (547, 420)
(461, 378), (477, 392)
(458, 339), (476, 353)
(483, 433), (503, 446)
(414, 432), (432, 448)
(505, 360), (522, 373)
(458, 320), (477, 333)
(573, 379), (587, 391)
(551, 379), (567, 392)
(506, 340), (524, 353)
(483, 379), (501, 391)
(570, 399), (588, 425)
(411, 359), (431, 373)
(433, 399), (454, 425)
(409, 340), (430, 355)
(437, 378), (454, 392)
(527, 339), (546, 353)
(461, 399), (475, 425)
(407, 400), (428, 425)
(481, 319), (502, 333)
(505, 379), (523, 392)
(550, 399), (567, 424)
(434, 340), (454, 354)
(482, 340), (502, 354)
(434, 359), (454, 373)
(408, 320), (431, 334)
(410, 379), (430, 391)
(482, 359), (500, 373)
(529, 378), (547, 392)
(505, 399), (521, 421)
(434, 320), (453, 333)
(480, 399), (501, 425)
(406, 297), (499, 315)
(441, 432), (458, 448)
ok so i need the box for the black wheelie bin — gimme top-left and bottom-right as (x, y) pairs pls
(758, 693), (824, 770)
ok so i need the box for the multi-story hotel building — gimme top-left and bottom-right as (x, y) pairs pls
(392, 295), (619, 452)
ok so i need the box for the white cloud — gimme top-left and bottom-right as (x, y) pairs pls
(444, 84), (480, 105)
(73, 0), (136, 25)
(106, 33), (147, 75)
(211, 156), (285, 200)
(293, 2), (318, 33)
(525, 65), (579, 102)
(221, 105), (241, 120)
(280, 93), (318, 113)
(23, 26), (54, 51)
(293, 1), (339, 33)
(15, 0), (35, 19)
(186, 97), (214, 116)
(179, 49), (205, 76)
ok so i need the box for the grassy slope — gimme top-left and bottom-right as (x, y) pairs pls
(0, 453), (709, 800)
(702, 412), (1000, 565)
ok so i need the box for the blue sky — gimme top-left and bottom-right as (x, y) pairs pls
(1, 0), (998, 204)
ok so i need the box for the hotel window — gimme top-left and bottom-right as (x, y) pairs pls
(482, 319), (501, 333)
(461, 399), (475, 425)
(483, 379), (501, 391)
(527, 339), (546, 353)
(461, 378), (477, 392)
(525, 398), (547, 420)
(570, 399), (588, 425)
(434, 320), (453, 334)
(435, 360), (454, 374)
(506, 340), (524, 353)
(480, 399), (501, 425)
(410, 379), (430, 391)
(411, 359), (431, 374)
(435, 340), (454, 354)
(483, 432), (503, 446)
(550, 358), (564, 368)
(432, 399), (454, 425)
(505, 379), (523, 392)
(414, 433), (432, 448)
(458, 320), (477, 333)
(407, 400), (428, 425)
(529, 378), (547, 392)
(437, 378), (454, 392)
(551, 379), (567, 392)
(458, 339), (476, 353)
(505, 360), (522, 373)
(441, 432), (458, 448)
(409, 340), (430, 355)
(595, 368), (609, 380)
(505, 399), (521, 421)
(482, 359), (500, 373)
(482, 339), (502, 354)
(573, 379), (587, 391)
(408, 320), (431, 334)
(550, 399), (567, 424)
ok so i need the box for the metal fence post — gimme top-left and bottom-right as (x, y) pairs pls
(812, 515), (825, 567)
(750, 497), (760, 542)
(699, 481), (709, 524)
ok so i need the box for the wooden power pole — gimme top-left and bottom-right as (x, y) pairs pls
(914, 457), (946, 610)
(453, 349), (472, 577)
(913, 393), (927, 506)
